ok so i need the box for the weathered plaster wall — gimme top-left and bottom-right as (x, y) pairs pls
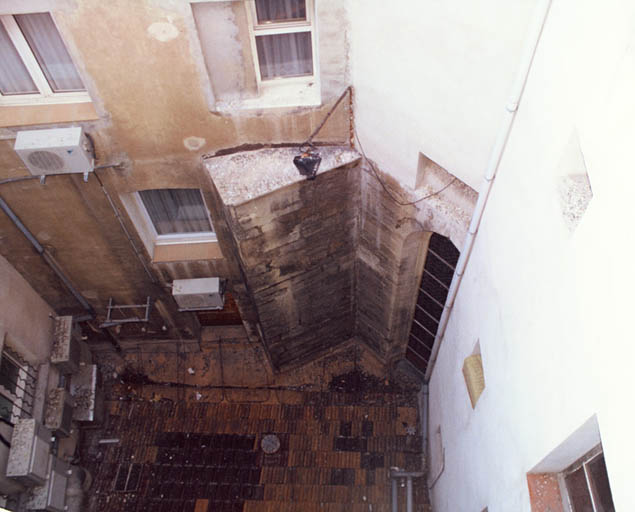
(427, 0), (635, 510)
(0, 254), (54, 364)
(0, 0), (350, 345)
(349, 0), (536, 190)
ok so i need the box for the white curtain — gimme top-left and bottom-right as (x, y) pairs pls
(256, 32), (312, 79)
(14, 13), (85, 92)
(0, 22), (38, 95)
(139, 189), (213, 235)
(255, 0), (306, 23)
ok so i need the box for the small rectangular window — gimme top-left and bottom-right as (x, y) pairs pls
(0, 12), (90, 106)
(0, 22), (38, 95)
(0, 351), (36, 424)
(255, 32), (312, 79)
(249, 0), (315, 83)
(0, 354), (20, 395)
(255, 0), (307, 24)
(138, 189), (214, 237)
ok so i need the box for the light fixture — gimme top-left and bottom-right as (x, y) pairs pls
(293, 143), (321, 180)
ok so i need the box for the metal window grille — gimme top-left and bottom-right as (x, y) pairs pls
(406, 233), (460, 375)
(0, 349), (37, 425)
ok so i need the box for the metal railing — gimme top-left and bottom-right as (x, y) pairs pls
(390, 468), (425, 512)
(0, 353), (37, 426)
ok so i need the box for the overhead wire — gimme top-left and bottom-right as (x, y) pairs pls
(353, 124), (458, 207)
(300, 84), (458, 206)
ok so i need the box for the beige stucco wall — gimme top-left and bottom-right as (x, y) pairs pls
(0, 0), (351, 341)
(0, 254), (54, 364)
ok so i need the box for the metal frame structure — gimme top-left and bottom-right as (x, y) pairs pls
(99, 296), (152, 329)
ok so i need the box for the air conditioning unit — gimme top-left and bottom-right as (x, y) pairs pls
(6, 419), (51, 487)
(50, 316), (81, 375)
(25, 456), (70, 512)
(43, 388), (73, 438)
(14, 127), (93, 178)
(70, 364), (103, 424)
(172, 277), (226, 311)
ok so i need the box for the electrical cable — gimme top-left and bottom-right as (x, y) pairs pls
(0, 175), (39, 186)
(299, 85), (352, 151)
(354, 124), (457, 207)
(297, 84), (457, 206)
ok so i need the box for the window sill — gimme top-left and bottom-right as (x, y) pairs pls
(0, 101), (99, 128)
(152, 240), (224, 263)
(215, 79), (321, 112)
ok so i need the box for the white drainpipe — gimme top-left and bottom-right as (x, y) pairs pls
(424, 0), (553, 383)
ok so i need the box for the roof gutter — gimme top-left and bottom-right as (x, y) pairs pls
(424, 0), (553, 382)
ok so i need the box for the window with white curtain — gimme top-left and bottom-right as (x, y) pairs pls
(0, 12), (90, 106)
(249, 0), (315, 82)
(137, 189), (216, 243)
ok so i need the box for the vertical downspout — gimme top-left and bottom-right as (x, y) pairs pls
(424, 0), (553, 384)
(421, 383), (429, 469)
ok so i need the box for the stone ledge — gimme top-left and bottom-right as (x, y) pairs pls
(205, 146), (361, 206)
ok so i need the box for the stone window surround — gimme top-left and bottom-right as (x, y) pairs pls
(190, 0), (321, 111)
(120, 189), (221, 264)
(0, 3), (98, 128)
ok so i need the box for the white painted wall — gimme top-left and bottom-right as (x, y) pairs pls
(0, 254), (54, 364)
(427, 0), (635, 510)
(349, 0), (536, 190)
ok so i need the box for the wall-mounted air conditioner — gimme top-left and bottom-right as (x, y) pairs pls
(43, 388), (73, 438)
(14, 127), (93, 179)
(50, 316), (81, 375)
(70, 364), (103, 424)
(172, 277), (226, 311)
(25, 456), (69, 512)
(6, 419), (51, 487)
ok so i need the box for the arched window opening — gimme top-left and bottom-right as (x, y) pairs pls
(406, 233), (459, 374)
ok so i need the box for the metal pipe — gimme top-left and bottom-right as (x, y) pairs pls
(389, 469), (424, 512)
(42, 252), (94, 312)
(0, 195), (44, 253)
(0, 175), (39, 186)
(391, 477), (398, 512)
(421, 384), (429, 463)
(0, 194), (123, 354)
(0, 194), (94, 315)
(424, 0), (553, 382)
(93, 170), (157, 283)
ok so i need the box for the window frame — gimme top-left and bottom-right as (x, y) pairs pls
(559, 445), (614, 512)
(246, 0), (317, 89)
(0, 13), (91, 107)
(0, 350), (34, 424)
(134, 188), (217, 247)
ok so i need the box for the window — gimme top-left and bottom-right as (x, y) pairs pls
(562, 446), (614, 512)
(0, 350), (35, 424)
(137, 188), (216, 244)
(0, 12), (90, 106)
(248, 0), (316, 84)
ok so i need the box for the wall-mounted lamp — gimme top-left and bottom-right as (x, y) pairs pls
(293, 144), (321, 180)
